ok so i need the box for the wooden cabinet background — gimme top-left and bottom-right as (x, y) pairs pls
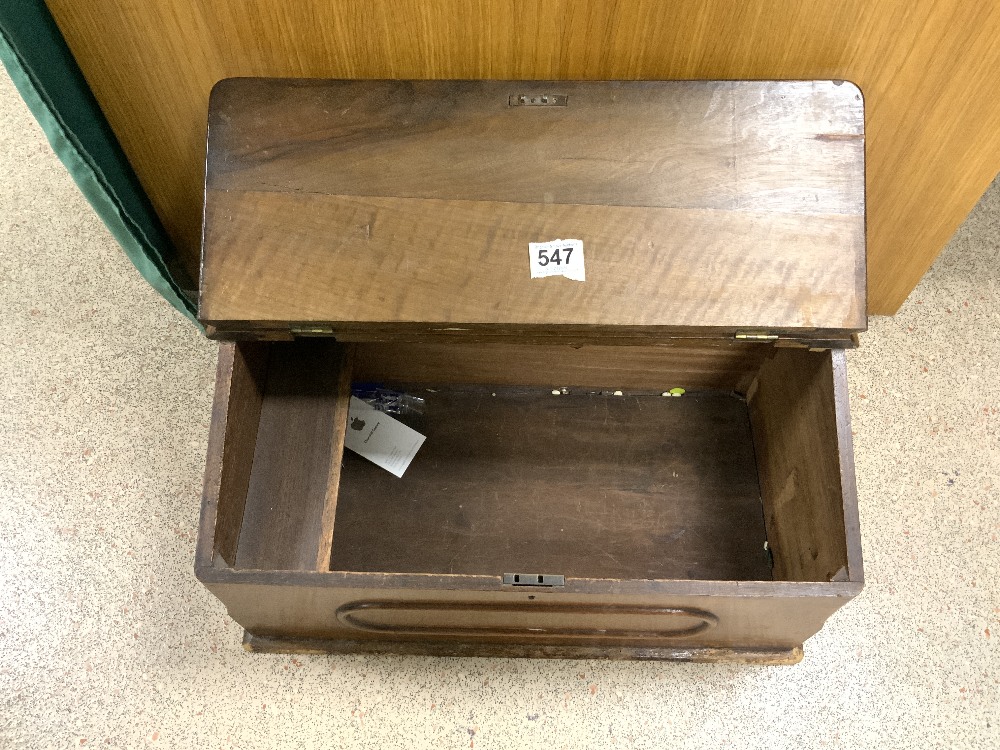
(45, 0), (1000, 314)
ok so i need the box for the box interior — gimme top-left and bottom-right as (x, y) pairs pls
(211, 340), (851, 584)
(331, 384), (770, 581)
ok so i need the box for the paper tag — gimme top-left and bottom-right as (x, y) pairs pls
(529, 238), (585, 281)
(344, 396), (425, 477)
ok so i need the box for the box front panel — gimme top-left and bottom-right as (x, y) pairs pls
(203, 576), (858, 652)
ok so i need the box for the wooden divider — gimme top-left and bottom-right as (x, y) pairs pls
(232, 341), (352, 571)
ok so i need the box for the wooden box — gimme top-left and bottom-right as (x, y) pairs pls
(196, 80), (865, 663)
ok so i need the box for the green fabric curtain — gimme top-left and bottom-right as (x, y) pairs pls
(0, 0), (198, 325)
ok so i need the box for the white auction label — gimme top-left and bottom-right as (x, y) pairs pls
(344, 397), (426, 478)
(528, 238), (585, 282)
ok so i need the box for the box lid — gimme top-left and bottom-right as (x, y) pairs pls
(200, 79), (865, 345)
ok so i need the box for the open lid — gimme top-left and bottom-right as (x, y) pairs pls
(200, 79), (865, 345)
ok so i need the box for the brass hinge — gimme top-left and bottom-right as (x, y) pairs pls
(290, 325), (334, 336)
(735, 331), (779, 341)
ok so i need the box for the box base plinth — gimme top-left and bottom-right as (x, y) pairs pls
(241, 631), (804, 664)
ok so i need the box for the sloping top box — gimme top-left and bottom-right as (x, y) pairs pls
(195, 79), (866, 661)
(200, 79), (865, 344)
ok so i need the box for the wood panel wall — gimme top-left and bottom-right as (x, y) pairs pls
(45, 0), (1000, 314)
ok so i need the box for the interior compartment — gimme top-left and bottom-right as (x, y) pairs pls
(210, 340), (852, 584)
(332, 385), (769, 580)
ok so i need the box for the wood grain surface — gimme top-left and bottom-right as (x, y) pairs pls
(200, 80), (865, 339)
(241, 631), (805, 663)
(748, 349), (851, 582)
(207, 342), (268, 566)
(196, 340), (863, 656)
(199, 571), (861, 651)
(313, 345), (354, 572)
(206, 79), (863, 215)
(233, 340), (349, 571)
(329, 386), (772, 581)
(351, 340), (770, 393)
(46, 0), (1000, 314)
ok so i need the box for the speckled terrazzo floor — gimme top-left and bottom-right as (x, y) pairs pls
(1, 67), (998, 749)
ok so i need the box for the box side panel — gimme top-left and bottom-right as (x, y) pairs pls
(198, 342), (267, 567)
(749, 349), (853, 582)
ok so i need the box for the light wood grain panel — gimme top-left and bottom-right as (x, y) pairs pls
(46, 0), (1000, 313)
